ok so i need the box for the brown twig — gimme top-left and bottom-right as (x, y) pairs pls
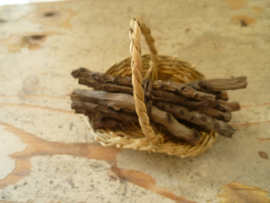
(72, 68), (216, 101)
(72, 68), (247, 98)
(188, 76), (247, 92)
(72, 101), (139, 123)
(73, 68), (243, 114)
(75, 109), (122, 129)
(77, 78), (232, 121)
(71, 90), (201, 145)
(155, 101), (235, 137)
(215, 91), (229, 101)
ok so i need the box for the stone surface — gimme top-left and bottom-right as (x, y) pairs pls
(0, 155), (172, 203)
(0, 126), (26, 180)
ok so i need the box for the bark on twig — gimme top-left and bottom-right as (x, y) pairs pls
(75, 78), (233, 121)
(72, 68), (243, 115)
(188, 77), (247, 92)
(215, 91), (229, 101)
(70, 68), (246, 142)
(155, 101), (235, 137)
(72, 68), (246, 97)
(72, 68), (217, 101)
(72, 101), (139, 123)
(71, 90), (201, 145)
(75, 109), (122, 129)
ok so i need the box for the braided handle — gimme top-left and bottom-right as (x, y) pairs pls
(129, 16), (161, 143)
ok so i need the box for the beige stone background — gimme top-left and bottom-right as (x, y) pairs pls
(0, 0), (270, 202)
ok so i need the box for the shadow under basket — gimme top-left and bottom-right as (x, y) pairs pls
(85, 53), (218, 158)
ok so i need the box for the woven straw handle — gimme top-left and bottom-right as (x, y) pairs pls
(129, 16), (162, 143)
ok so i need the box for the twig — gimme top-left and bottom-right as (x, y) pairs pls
(72, 68), (216, 101)
(155, 101), (235, 137)
(75, 109), (121, 129)
(188, 76), (247, 92)
(77, 78), (232, 121)
(71, 90), (201, 145)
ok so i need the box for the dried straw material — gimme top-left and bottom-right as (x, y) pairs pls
(86, 16), (218, 157)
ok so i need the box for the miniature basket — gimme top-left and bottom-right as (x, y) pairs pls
(86, 16), (218, 158)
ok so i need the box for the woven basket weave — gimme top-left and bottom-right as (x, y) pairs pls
(86, 16), (218, 158)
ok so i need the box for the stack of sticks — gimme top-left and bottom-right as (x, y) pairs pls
(70, 68), (247, 145)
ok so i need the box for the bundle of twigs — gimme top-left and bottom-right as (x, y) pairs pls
(70, 67), (247, 145)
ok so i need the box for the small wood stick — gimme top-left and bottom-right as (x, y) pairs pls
(72, 68), (247, 93)
(71, 101), (139, 123)
(75, 109), (122, 129)
(215, 91), (229, 101)
(210, 101), (232, 112)
(152, 80), (216, 101)
(72, 83), (231, 122)
(71, 90), (201, 145)
(91, 117), (120, 129)
(155, 101), (235, 137)
(78, 77), (216, 111)
(79, 78), (133, 94)
(188, 76), (247, 92)
(217, 100), (241, 111)
(72, 68), (216, 101)
(72, 68), (132, 86)
(199, 107), (232, 122)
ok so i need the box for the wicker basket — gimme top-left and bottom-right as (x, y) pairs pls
(86, 16), (218, 158)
